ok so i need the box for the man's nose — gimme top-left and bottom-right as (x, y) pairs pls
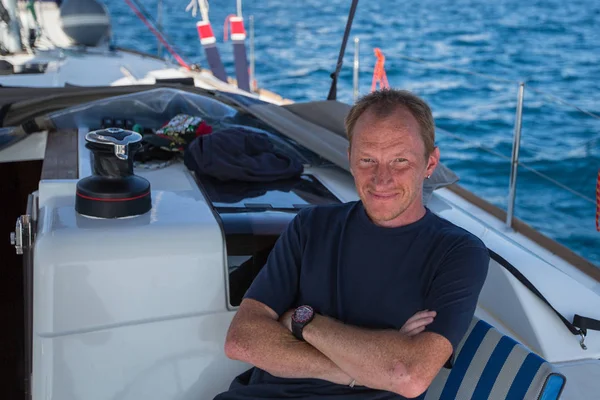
(373, 164), (393, 185)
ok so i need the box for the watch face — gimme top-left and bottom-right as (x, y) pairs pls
(293, 305), (313, 323)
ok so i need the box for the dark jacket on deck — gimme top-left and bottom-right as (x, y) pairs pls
(184, 127), (304, 182)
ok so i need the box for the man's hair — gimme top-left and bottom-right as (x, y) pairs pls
(345, 89), (436, 158)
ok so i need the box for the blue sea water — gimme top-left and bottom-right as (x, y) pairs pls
(105, 0), (600, 265)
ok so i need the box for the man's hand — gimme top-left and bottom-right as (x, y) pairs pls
(400, 310), (436, 337)
(280, 308), (436, 337)
(301, 309), (451, 398)
(279, 309), (294, 332)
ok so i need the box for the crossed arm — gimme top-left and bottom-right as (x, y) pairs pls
(224, 298), (451, 398)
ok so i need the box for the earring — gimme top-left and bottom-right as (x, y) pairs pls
(426, 175), (431, 179)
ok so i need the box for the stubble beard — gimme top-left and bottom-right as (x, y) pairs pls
(361, 188), (415, 225)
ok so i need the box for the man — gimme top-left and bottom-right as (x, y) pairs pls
(215, 89), (490, 399)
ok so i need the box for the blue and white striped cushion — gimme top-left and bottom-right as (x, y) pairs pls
(424, 318), (566, 400)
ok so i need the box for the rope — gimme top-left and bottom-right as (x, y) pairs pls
(124, 0), (191, 70)
(129, 0), (192, 60)
(436, 128), (596, 206)
(135, 158), (176, 170)
(223, 14), (237, 41)
(131, 0), (163, 28)
(186, 0), (209, 21)
(237, 0), (243, 18)
(130, 0), (175, 44)
(371, 48), (389, 91)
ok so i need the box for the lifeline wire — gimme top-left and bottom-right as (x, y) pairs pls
(436, 128), (596, 205)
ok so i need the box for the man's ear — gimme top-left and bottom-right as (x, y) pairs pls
(426, 147), (440, 177)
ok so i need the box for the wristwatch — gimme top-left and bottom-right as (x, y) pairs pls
(291, 305), (315, 341)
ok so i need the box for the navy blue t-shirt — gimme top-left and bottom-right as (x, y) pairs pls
(216, 201), (489, 400)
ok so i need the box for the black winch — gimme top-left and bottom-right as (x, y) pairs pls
(76, 128), (151, 218)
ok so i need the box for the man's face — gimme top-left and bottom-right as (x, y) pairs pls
(348, 107), (439, 227)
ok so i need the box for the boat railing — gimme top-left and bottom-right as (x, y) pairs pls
(353, 46), (599, 264)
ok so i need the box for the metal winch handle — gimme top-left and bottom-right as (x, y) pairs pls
(85, 128), (142, 160)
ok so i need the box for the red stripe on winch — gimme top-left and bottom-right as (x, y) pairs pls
(76, 191), (150, 202)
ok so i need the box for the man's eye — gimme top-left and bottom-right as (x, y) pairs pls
(360, 158), (374, 163)
(394, 158), (407, 163)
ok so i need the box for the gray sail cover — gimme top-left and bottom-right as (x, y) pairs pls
(60, 0), (111, 47)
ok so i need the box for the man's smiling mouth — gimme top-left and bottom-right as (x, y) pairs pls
(369, 191), (399, 199)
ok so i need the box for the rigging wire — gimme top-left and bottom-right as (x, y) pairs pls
(577, 135), (600, 151)
(124, 0), (190, 70)
(436, 128), (596, 205)
(516, 162), (596, 205)
(397, 53), (600, 125)
(129, 0), (187, 56)
(436, 127), (513, 163)
(395, 54), (517, 85)
(397, 53), (599, 159)
(522, 87), (600, 153)
(526, 86), (600, 122)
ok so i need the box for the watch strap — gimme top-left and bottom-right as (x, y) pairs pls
(292, 319), (304, 341)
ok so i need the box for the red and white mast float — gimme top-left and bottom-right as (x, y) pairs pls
(189, 0), (228, 82)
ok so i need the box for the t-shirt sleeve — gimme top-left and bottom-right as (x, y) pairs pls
(242, 209), (307, 316)
(423, 241), (489, 355)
